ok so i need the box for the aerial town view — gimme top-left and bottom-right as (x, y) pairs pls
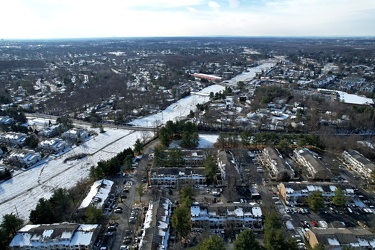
(0, 1), (375, 250)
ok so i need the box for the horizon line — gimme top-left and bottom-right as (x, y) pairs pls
(2, 35), (375, 42)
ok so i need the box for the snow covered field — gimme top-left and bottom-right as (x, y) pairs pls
(225, 61), (277, 85)
(129, 84), (224, 127)
(0, 129), (150, 221)
(0, 84), (226, 221)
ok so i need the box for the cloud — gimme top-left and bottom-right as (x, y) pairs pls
(1, 0), (375, 38)
(208, 1), (221, 10)
(229, 0), (239, 8)
(186, 7), (199, 13)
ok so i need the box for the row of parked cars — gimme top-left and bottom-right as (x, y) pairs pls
(286, 207), (310, 214)
(129, 207), (140, 224)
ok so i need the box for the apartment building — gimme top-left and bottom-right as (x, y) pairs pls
(190, 203), (263, 237)
(262, 147), (294, 181)
(9, 223), (100, 250)
(342, 150), (375, 179)
(294, 148), (330, 180)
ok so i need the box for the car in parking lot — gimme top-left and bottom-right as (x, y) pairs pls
(123, 236), (132, 244)
(302, 221), (310, 228)
(107, 225), (117, 232)
(129, 217), (136, 224)
(114, 207), (123, 213)
(311, 221), (318, 227)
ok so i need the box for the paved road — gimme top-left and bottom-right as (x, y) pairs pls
(26, 112), (156, 132)
(105, 140), (160, 250)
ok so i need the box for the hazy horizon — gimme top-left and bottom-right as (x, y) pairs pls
(1, 0), (375, 39)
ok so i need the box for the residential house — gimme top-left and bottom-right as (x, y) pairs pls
(262, 147), (295, 181)
(294, 148), (330, 180)
(0, 116), (15, 125)
(182, 150), (205, 167)
(342, 150), (375, 180)
(7, 150), (42, 168)
(39, 125), (60, 138)
(38, 139), (68, 154)
(9, 223), (100, 250)
(0, 132), (27, 147)
(62, 128), (88, 142)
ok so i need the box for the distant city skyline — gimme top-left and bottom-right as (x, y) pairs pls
(1, 0), (375, 39)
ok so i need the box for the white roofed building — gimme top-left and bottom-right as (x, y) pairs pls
(9, 223), (100, 250)
(78, 179), (114, 210)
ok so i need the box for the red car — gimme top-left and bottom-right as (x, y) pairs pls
(311, 221), (318, 227)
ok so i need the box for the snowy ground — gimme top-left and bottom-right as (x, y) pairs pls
(198, 134), (219, 148)
(338, 91), (374, 105)
(0, 129), (152, 221)
(225, 61), (277, 86)
(129, 84), (224, 127)
(0, 85), (225, 222)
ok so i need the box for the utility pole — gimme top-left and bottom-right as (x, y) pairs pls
(14, 205), (20, 219)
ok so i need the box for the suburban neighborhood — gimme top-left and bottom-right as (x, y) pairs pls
(0, 37), (375, 250)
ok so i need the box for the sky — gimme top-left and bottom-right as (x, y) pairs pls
(1, 0), (375, 39)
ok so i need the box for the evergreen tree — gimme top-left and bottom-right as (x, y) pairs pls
(29, 198), (56, 224)
(85, 206), (103, 224)
(332, 188), (346, 207)
(233, 229), (263, 250)
(180, 186), (195, 207)
(197, 235), (225, 250)
(308, 191), (325, 212)
(0, 214), (23, 248)
(134, 138), (143, 155)
(171, 206), (191, 241)
(204, 155), (217, 183)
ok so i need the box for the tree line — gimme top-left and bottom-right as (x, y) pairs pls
(215, 130), (322, 150)
(89, 147), (134, 179)
(159, 120), (199, 148)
